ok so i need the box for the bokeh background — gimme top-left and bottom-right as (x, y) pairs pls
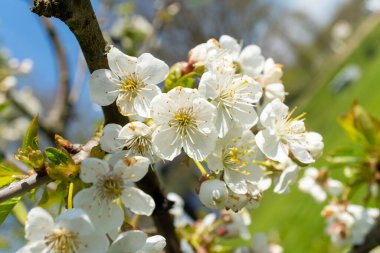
(1, 0), (380, 252)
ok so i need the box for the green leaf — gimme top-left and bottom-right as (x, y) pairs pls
(45, 147), (69, 165)
(22, 115), (39, 150)
(164, 63), (199, 92)
(0, 196), (21, 225)
(12, 201), (27, 226)
(45, 148), (79, 181)
(0, 101), (10, 113)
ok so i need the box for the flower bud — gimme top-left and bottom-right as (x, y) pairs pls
(198, 179), (228, 209)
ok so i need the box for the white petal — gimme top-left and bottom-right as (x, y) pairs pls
(78, 233), (109, 253)
(219, 35), (241, 59)
(152, 125), (182, 161)
(310, 185), (327, 202)
(255, 129), (288, 162)
(16, 241), (46, 253)
(107, 47), (137, 78)
(100, 124), (123, 153)
(198, 179), (228, 209)
(183, 128), (217, 161)
(121, 187), (155, 215)
(215, 108), (233, 137)
(198, 72), (218, 99)
(113, 156), (150, 182)
(167, 87), (200, 109)
(80, 158), (110, 184)
(224, 167), (264, 195)
(116, 94), (136, 116)
(150, 93), (176, 125)
(259, 98), (288, 129)
(140, 235), (166, 253)
(119, 121), (151, 139)
(25, 207), (54, 241)
(137, 53), (169, 85)
(73, 188), (123, 233)
(108, 230), (147, 253)
(239, 45), (264, 76)
(134, 84), (161, 117)
(89, 69), (118, 106)
(231, 102), (258, 129)
(327, 179), (344, 197)
(55, 209), (95, 236)
(289, 141), (314, 164)
(265, 83), (285, 101)
(274, 164), (299, 194)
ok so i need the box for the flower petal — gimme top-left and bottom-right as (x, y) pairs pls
(80, 158), (110, 184)
(134, 84), (161, 117)
(16, 241), (46, 253)
(274, 163), (299, 194)
(137, 53), (169, 85)
(107, 47), (137, 78)
(73, 188), (123, 233)
(25, 207), (54, 241)
(108, 230), (147, 253)
(113, 156), (150, 182)
(141, 235), (167, 253)
(121, 187), (155, 215)
(239, 45), (264, 77)
(79, 233), (109, 253)
(152, 125), (182, 161)
(100, 124), (123, 153)
(255, 129), (288, 162)
(116, 94), (136, 116)
(289, 141), (314, 164)
(89, 69), (118, 106)
(55, 209), (95, 236)
(183, 128), (217, 161)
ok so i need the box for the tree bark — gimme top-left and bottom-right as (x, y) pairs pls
(350, 218), (380, 253)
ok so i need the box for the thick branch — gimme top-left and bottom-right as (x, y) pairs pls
(350, 218), (380, 253)
(31, 1), (181, 252)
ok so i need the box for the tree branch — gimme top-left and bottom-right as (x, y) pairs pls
(350, 218), (380, 253)
(0, 135), (99, 203)
(31, 1), (181, 252)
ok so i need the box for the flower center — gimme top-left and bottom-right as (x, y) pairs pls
(45, 230), (82, 253)
(97, 174), (125, 200)
(222, 146), (253, 175)
(170, 107), (197, 136)
(121, 74), (142, 95)
(125, 135), (152, 157)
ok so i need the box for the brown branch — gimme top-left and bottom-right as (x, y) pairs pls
(350, 218), (380, 253)
(31, 1), (181, 252)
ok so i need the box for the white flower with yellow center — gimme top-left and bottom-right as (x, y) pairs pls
(206, 127), (265, 194)
(17, 207), (108, 253)
(100, 122), (155, 162)
(255, 99), (316, 164)
(199, 65), (262, 137)
(73, 156), (155, 233)
(89, 47), (169, 117)
(150, 87), (217, 161)
(108, 230), (166, 253)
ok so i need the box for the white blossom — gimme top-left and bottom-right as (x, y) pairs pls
(89, 47), (168, 117)
(256, 58), (285, 102)
(100, 122), (155, 161)
(256, 99), (318, 164)
(74, 156), (155, 233)
(322, 202), (379, 246)
(199, 179), (229, 209)
(199, 65), (262, 137)
(17, 207), (108, 253)
(167, 192), (194, 226)
(150, 87), (217, 161)
(108, 230), (165, 253)
(206, 127), (265, 194)
(298, 167), (343, 202)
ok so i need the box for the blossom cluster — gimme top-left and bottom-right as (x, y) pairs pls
(19, 35), (324, 252)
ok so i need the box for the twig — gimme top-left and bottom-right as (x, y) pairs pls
(31, 1), (182, 252)
(350, 218), (380, 253)
(0, 135), (100, 203)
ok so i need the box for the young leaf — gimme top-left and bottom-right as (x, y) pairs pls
(0, 196), (21, 225)
(22, 115), (39, 150)
(45, 148), (79, 181)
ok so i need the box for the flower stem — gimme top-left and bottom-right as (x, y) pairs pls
(193, 160), (207, 176)
(131, 215), (140, 228)
(67, 182), (74, 209)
